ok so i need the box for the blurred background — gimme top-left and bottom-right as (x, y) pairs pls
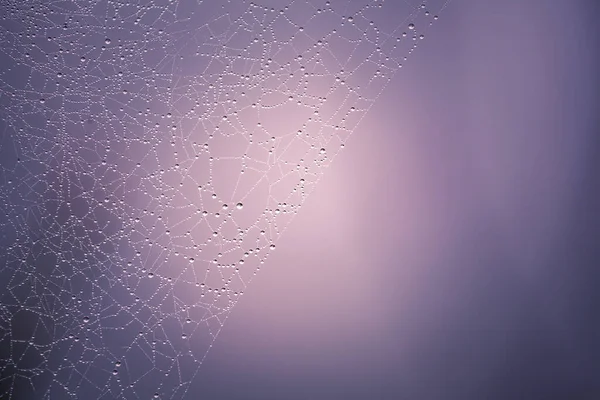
(1, 0), (598, 399)
(190, 0), (600, 398)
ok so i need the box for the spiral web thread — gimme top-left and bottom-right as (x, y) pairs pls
(0, 0), (451, 398)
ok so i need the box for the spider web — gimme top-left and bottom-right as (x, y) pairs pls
(0, 0), (451, 398)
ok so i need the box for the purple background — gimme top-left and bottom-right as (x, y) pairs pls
(190, 0), (600, 398)
(0, 0), (598, 398)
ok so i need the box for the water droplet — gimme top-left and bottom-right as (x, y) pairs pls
(408, 23), (415, 30)
(148, 272), (154, 278)
(236, 202), (243, 210)
(105, 38), (111, 44)
(83, 317), (90, 323)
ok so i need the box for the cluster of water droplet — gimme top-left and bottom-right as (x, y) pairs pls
(0, 0), (448, 398)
